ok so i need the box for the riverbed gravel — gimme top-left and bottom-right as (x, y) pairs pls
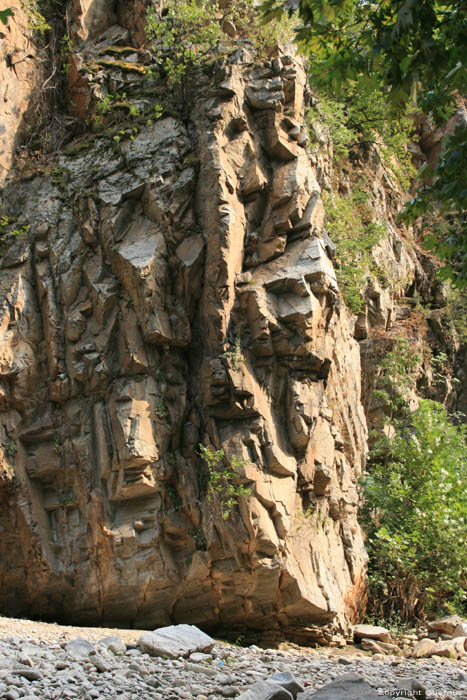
(1, 616), (466, 700)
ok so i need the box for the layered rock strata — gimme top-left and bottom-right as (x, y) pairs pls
(0, 37), (368, 642)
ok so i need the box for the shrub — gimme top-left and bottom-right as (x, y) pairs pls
(145, 0), (225, 87)
(199, 444), (251, 519)
(145, 0), (294, 88)
(362, 399), (467, 621)
(323, 187), (386, 313)
(221, 335), (245, 371)
(308, 78), (415, 187)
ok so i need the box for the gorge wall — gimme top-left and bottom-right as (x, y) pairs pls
(0, 0), (464, 643)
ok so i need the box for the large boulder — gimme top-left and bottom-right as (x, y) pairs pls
(301, 673), (380, 699)
(427, 615), (466, 636)
(138, 624), (215, 658)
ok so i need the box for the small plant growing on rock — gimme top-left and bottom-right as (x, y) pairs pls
(192, 525), (207, 550)
(58, 489), (74, 506)
(221, 335), (244, 371)
(5, 438), (18, 459)
(53, 430), (61, 453)
(199, 444), (251, 519)
(165, 483), (182, 511)
(156, 397), (169, 421)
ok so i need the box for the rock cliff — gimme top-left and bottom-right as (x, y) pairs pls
(0, 0), (464, 643)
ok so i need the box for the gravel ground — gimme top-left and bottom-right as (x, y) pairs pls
(0, 616), (466, 700)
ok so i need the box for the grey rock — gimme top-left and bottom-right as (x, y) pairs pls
(98, 636), (126, 655)
(270, 671), (305, 698)
(65, 638), (96, 658)
(91, 655), (112, 673)
(188, 652), (212, 663)
(302, 673), (380, 699)
(392, 678), (427, 699)
(12, 665), (43, 681)
(237, 680), (294, 700)
(337, 657), (353, 665)
(138, 624), (215, 658)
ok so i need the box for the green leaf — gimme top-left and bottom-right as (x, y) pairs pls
(0, 8), (14, 25)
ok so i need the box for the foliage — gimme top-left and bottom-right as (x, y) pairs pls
(0, 8), (14, 24)
(403, 125), (467, 285)
(221, 335), (245, 370)
(323, 186), (386, 313)
(145, 0), (225, 87)
(145, 0), (294, 88)
(93, 92), (141, 130)
(53, 430), (61, 454)
(308, 81), (415, 189)
(444, 286), (467, 343)
(0, 216), (30, 257)
(165, 483), (182, 511)
(58, 489), (74, 506)
(261, 0), (467, 285)
(198, 444), (251, 519)
(362, 399), (467, 621)
(192, 525), (207, 550)
(5, 439), (18, 459)
(156, 397), (170, 421)
(21, 0), (50, 34)
(365, 612), (410, 640)
(370, 338), (421, 424)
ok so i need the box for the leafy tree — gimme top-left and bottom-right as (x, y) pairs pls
(362, 399), (467, 621)
(262, 0), (467, 285)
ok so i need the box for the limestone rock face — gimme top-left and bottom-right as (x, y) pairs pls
(0, 50), (368, 642)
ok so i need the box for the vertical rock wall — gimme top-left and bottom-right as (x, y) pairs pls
(0, 0), (45, 186)
(0, 26), (368, 642)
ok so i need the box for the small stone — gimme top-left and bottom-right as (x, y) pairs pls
(98, 636), (126, 655)
(65, 638), (96, 658)
(12, 666), (43, 681)
(5, 691), (20, 700)
(189, 652), (212, 663)
(337, 657), (353, 665)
